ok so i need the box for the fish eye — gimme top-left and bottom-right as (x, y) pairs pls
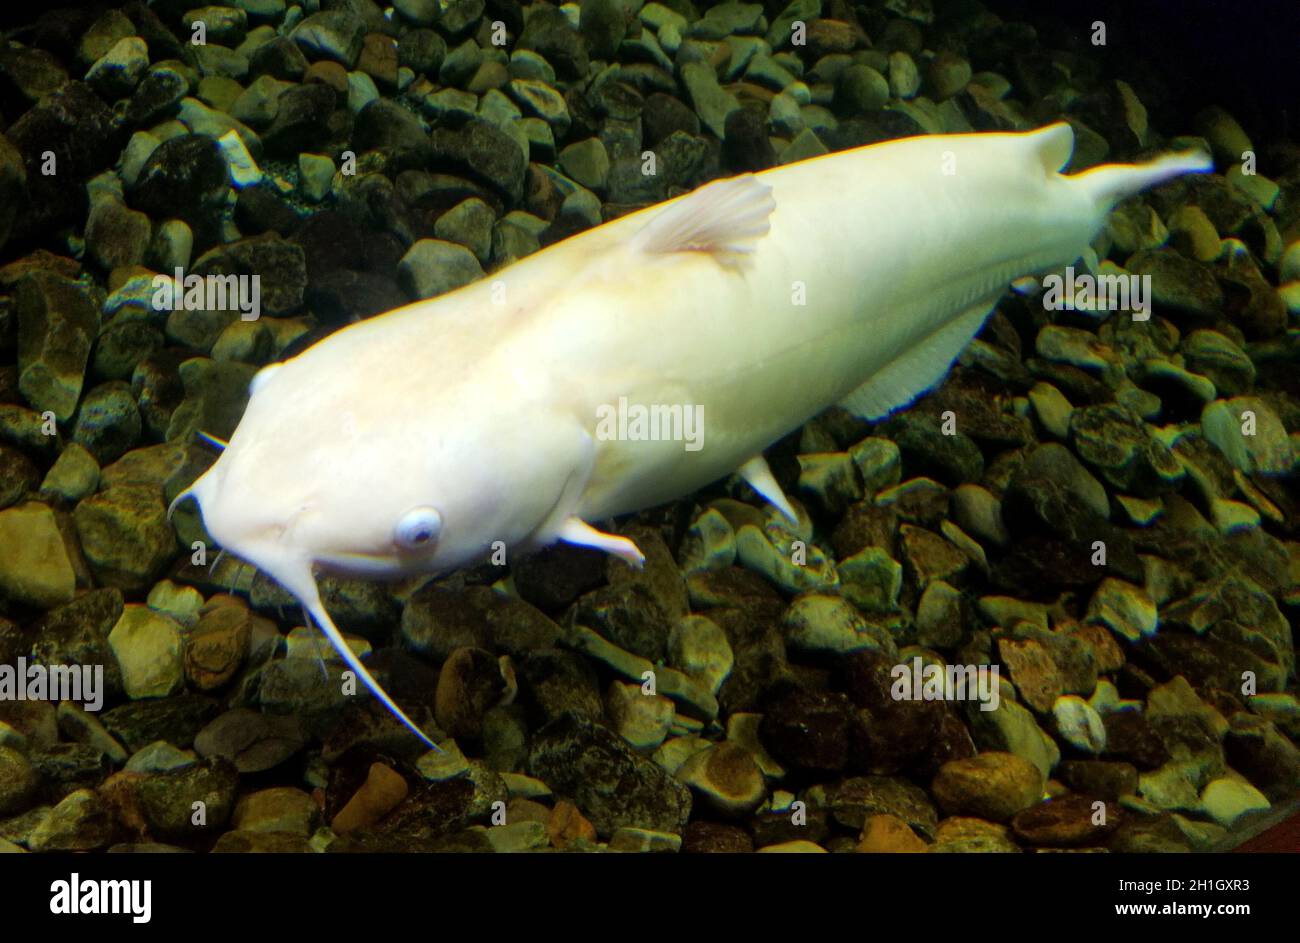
(394, 506), (442, 550)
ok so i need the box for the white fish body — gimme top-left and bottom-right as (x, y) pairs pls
(181, 122), (1211, 745)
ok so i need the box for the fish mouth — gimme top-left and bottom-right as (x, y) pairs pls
(186, 532), (440, 751)
(169, 482), (439, 749)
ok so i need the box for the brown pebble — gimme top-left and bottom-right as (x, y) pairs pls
(331, 762), (408, 834)
(931, 751), (1044, 822)
(856, 813), (927, 853)
(304, 60), (348, 95)
(682, 820), (754, 853)
(547, 799), (595, 848)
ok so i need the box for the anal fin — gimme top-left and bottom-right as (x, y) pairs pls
(840, 296), (1000, 421)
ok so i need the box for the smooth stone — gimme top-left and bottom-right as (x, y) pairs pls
(397, 239), (484, 300)
(1200, 777), (1269, 828)
(108, 604), (185, 699)
(0, 502), (76, 607)
(666, 615), (733, 694)
(1085, 578), (1158, 642)
(605, 681), (674, 751)
(39, 444), (99, 503)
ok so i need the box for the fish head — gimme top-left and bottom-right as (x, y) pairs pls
(175, 349), (586, 749)
(186, 358), (588, 585)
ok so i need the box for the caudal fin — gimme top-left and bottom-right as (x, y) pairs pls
(1071, 148), (1214, 209)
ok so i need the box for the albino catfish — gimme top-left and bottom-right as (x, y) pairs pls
(172, 123), (1211, 746)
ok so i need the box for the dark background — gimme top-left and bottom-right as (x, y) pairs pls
(1, 0), (1295, 144)
(993, 0), (1296, 147)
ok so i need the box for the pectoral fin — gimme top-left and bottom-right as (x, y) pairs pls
(737, 454), (798, 524)
(558, 517), (646, 568)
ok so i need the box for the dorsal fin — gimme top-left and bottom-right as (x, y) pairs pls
(1029, 121), (1075, 173)
(631, 173), (776, 264)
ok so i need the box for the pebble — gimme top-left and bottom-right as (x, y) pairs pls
(1071, 403), (1183, 496)
(0, 502), (76, 608)
(558, 137), (610, 191)
(676, 508), (736, 574)
(508, 78), (571, 137)
(675, 741), (765, 817)
(916, 579), (964, 648)
(1028, 382), (1074, 440)
(607, 827), (682, 853)
(951, 483), (1009, 548)
(15, 272), (100, 422)
(760, 689), (853, 772)
(55, 702), (127, 764)
(547, 798), (597, 849)
(680, 61), (739, 139)
(37, 443), (98, 504)
(926, 51), (971, 101)
(1138, 760), (1203, 812)
(232, 786), (318, 835)
(931, 752), (1044, 822)
(290, 10), (366, 68)
(856, 813), (928, 852)
(797, 451), (862, 514)
(72, 381), (141, 464)
(1200, 777), (1269, 828)
(108, 605), (185, 699)
(529, 714), (692, 837)
(332, 762), (409, 833)
(1201, 396), (1294, 476)
(187, 605), (256, 690)
(1168, 204), (1221, 262)
(0, 745), (37, 815)
(967, 693), (1061, 780)
(1011, 793), (1119, 847)
(193, 708), (305, 773)
(756, 840), (827, 853)
(84, 198), (151, 271)
(135, 758), (239, 839)
(27, 788), (114, 852)
(1085, 578), (1158, 642)
(434, 198), (496, 265)
(605, 681), (674, 751)
(888, 50), (921, 98)
(735, 523), (839, 594)
(830, 775), (937, 836)
(480, 819), (548, 852)
(1126, 248), (1223, 319)
(1058, 759), (1139, 799)
(1182, 330), (1255, 396)
(1052, 695), (1107, 754)
(666, 614), (733, 694)
(779, 128), (827, 164)
(124, 740), (197, 774)
(781, 592), (893, 655)
(836, 546), (902, 613)
(398, 238), (484, 300)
